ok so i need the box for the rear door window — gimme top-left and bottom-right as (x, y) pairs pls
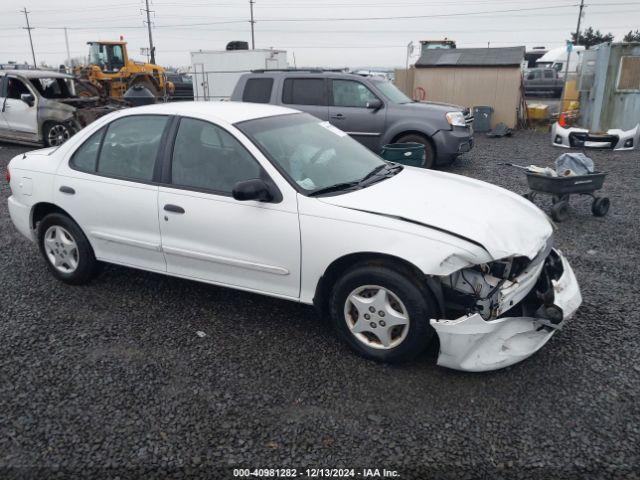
(97, 115), (168, 182)
(242, 78), (274, 103)
(282, 78), (326, 105)
(70, 128), (104, 172)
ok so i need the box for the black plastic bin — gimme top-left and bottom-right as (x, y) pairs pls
(380, 143), (425, 167)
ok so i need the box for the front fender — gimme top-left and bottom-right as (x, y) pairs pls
(37, 99), (77, 135)
(298, 195), (491, 304)
(382, 119), (441, 145)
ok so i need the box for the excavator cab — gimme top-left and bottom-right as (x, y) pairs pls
(87, 42), (127, 73)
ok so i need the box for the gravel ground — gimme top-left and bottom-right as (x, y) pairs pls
(1, 132), (639, 480)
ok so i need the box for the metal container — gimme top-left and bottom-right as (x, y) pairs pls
(472, 106), (493, 133)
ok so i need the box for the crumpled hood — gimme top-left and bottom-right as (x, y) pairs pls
(319, 167), (553, 260)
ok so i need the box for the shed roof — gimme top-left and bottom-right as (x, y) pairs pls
(416, 46), (525, 68)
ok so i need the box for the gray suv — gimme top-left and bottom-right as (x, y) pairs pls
(231, 70), (473, 168)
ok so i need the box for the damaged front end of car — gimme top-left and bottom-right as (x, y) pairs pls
(430, 237), (582, 372)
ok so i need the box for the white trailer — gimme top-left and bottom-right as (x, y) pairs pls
(191, 49), (288, 101)
(535, 46), (585, 78)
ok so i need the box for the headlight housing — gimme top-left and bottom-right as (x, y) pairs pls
(445, 111), (467, 128)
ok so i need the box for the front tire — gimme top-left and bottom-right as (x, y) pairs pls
(328, 263), (437, 363)
(37, 213), (100, 285)
(395, 133), (436, 169)
(43, 122), (72, 147)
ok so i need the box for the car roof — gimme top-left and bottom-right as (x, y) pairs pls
(245, 70), (383, 81)
(121, 101), (301, 124)
(0, 69), (74, 79)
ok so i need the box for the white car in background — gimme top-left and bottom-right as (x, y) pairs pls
(6, 102), (582, 372)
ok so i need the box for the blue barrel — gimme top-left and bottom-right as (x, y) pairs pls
(380, 142), (426, 167)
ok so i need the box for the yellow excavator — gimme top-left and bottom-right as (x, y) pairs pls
(75, 40), (173, 100)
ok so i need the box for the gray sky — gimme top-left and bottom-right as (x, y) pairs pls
(1, 0), (637, 69)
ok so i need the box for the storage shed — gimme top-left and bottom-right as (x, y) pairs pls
(578, 42), (640, 132)
(395, 46), (525, 129)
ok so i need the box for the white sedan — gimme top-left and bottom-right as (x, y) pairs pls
(6, 102), (582, 371)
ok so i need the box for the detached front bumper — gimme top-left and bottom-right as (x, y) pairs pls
(430, 249), (581, 372)
(552, 122), (639, 150)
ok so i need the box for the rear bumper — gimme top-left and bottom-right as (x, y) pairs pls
(8, 196), (34, 242)
(433, 127), (474, 163)
(430, 249), (581, 372)
(552, 122), (639, 150)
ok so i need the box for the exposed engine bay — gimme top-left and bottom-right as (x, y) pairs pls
(431, 238), (582, 372)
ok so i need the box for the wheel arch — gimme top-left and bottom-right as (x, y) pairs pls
(31, 202), (75, 231)
(313, 252), (444, 317)
(391, 130), (436, 155)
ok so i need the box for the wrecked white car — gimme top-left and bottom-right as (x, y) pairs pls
(7, 103), (581, 372)
(552, 122), (639, 150)
(0, 69), (122, 147)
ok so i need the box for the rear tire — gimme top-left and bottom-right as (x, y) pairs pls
(395, 133), (436, 169)
(328, 262), (437, 363)
(37, 213), (100, 285)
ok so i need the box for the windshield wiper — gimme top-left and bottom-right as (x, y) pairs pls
(359, 163), (389, 183)
(359, 162), (403, 185)
(308, 181), (361, 197)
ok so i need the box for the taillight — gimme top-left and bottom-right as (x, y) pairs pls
(4, 168), (9, 184)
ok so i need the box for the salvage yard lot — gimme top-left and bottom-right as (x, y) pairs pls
(1, 132), (638, 478)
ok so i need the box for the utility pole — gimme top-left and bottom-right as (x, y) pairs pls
(249, 0), (256, 49)
(142, 0), (156, 64)
(21, 7), (36, 68)
(63, 27), (71, 69)
(574, 0), (585, 46)
(559, 0), (585, 116)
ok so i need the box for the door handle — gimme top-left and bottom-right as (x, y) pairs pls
(330, 113), (345, 120)
(59, 186), (75, 195)
(164, 204), (185, 214)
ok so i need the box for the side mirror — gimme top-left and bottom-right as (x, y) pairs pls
(232, 178), (273, 202)
(366, 99), (383, 111)
(20, 93), (35, 107)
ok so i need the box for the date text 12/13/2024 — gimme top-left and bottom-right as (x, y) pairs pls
(233, 468), (400, 478)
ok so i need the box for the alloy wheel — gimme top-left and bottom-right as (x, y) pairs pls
(47, 124), (71, 147)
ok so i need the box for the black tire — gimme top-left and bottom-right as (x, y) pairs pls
(43, 122), (72, 147)
(37, 213), (100, 285)
(522, 192), (534, 202)
(591, 197), (610, 217)
(550, 200), (569, 222)
(395, 133), (436, 169)
(328, 262), (437, 363)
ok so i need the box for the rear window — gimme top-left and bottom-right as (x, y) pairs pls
(242, 78), (273, 103)
(282, 78), (326, 106)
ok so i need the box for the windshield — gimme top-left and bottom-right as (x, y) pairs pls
(237, 113), (387, 194)
(31, 77), (75, 99)
(375, 81), (412, 104)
